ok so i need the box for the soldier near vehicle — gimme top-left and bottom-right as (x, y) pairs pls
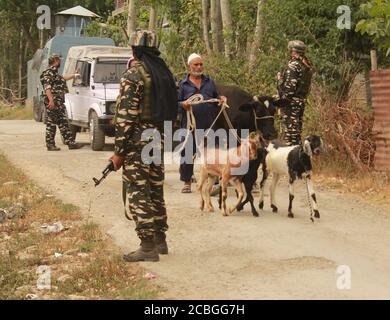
(277, 40), (314, 146)
(110, 30), (178, 262)
(40, 54), (83, 151)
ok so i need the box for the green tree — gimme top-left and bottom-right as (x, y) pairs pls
(356, 0), (390, 56)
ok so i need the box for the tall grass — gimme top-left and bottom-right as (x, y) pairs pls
(0, 153), (159, 300)
(0, 105), (33, 120)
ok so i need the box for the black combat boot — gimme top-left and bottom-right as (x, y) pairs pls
(123, 237), (159, 262)
(47, 146), (61, 151)
(68, 143), (83, 150)
(154, 232), (168, 255)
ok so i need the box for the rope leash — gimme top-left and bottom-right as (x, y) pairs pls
(204, 104), (226, 138)
(213, 104), (241, 144)
(257, 115), (275, 120)
(177, 94), (241, 158)
(177, 95), (222, 158)
(186, 94), (221, 106)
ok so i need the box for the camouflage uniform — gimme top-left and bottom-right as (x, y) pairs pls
(115, 61), (168, 241)
(278, 46), (313, 146)
(40, 66), (76, 148)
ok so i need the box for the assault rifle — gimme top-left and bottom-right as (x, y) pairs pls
(93, 161), (115, 187)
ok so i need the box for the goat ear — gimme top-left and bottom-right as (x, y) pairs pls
(303, 139), (313, 157)
(239, 102), (255, 112)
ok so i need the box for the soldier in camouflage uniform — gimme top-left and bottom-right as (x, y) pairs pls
(110, 31), (175, 262)
(277, 40), (314, 146)
(40, 54), (83, 151)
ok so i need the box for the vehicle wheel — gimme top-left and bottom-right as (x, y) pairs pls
(33, 98), (43, 122)
(89, 111), (105, 151)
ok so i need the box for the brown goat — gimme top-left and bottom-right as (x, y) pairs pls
(197, 138), (259, 216)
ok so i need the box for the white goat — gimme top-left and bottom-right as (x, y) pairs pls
(258, 135), (323, 219)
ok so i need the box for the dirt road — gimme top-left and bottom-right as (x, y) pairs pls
(1, 120), (390, 299)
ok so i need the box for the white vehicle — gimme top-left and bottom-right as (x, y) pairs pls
(63, 45), (132, 151)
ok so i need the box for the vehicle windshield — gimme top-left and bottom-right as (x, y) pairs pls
(94, 61), (128, 84)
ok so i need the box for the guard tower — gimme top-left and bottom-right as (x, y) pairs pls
(55, 5), (100, 37)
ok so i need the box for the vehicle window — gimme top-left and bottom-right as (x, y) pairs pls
(94, 62), (127, 84)
(73, 61), (91, 87)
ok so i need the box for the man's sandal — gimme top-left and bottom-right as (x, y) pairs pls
(181, 184), (192, 193)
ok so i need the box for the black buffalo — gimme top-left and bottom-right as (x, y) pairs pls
(216, 84), (282, 141)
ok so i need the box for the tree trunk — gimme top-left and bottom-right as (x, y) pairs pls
(183, 27), (190, 50)
(21, 22), (38, 52)
(4, 37), (11, 101)
(22, 23), (33, 100)
(216, 0), (224, 52)
(201, 0), (212, 55)
(0, 36), (3, 87)
(220, 0), (233, 58)
(18, 29), (23, 99)
(148, 4), (159, 31)
(0, 43), (5, 98)
(210, 0), (223, 53)
(0, 59), (3, 89)
(249, 0), (266, 74)
(127, 0), (137, 40)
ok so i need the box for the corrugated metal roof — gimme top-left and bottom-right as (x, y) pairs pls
(56, 6), (100, 18)
(370, 69), (390, 171)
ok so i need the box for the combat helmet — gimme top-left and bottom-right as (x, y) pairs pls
(288, 40), (307, 54)
(48, 54), (61, 65)
(129, 30), (158, 48)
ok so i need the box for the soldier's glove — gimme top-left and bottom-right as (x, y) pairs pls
(110, 155), (125, 171)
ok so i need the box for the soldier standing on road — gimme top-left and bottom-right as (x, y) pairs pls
(110, 30), (178, 262)
(40, 54), (83, 151)
(277, 40), (314, 146)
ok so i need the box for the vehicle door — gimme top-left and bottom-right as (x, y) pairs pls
(72, 60), (92, 122)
